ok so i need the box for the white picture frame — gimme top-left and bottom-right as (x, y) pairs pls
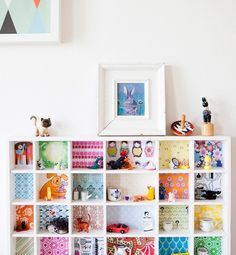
(98, 63), (166, 136)
(0, 0), (60, 43)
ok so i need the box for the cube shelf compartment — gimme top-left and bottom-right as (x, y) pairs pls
(9, 137), (230, 255)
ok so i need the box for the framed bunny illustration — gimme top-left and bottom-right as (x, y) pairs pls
(98, 64), (166, 136)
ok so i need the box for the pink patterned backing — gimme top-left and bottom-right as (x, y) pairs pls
(73, 206), (104, 231)
(72, 141), (103, 169)
(40, 237), (69, 255)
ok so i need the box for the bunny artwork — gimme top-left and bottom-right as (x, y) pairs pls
(123, 86), (138, 115)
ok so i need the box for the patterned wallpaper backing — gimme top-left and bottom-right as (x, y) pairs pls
(159, 174), (189, 199)
(40, 237), (69, 255)
(15, 173), (34, 199)
(194, 205), (223, 230)
(73, 174), (103, 200)
(16, 205), (34, 231)
(73, 206), (104, 231)
(194, 236), (222, 255)
(159, 206), (189, 231)
(159, 237), (189, 255)
(39, 205), (69, 231)
(159, 141), (189, 169)
(16, 237), (34, 255)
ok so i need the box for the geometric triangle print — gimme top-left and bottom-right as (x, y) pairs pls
(34, 0), (40, 8)
(0, 10), (16, 34)
(4, 0), (12, 8)
(29, 10), (44, 33)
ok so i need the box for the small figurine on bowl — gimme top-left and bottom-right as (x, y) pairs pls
(168, 192), (176, 202)
(30, 116), (52, 137)
(169, 158), (179, 169)
(202, 97), (214, 136)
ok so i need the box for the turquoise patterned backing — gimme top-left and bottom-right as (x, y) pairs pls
(15, 173), (33, 199)
(159, 237), (189, 255)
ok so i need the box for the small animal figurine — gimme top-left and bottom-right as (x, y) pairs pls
(39, 173), (68, 199)
(30, 116), (52, 137)
(146, 186), (155, 200)
(204, 155), (212, 170)
(123, 86), (138, 115)
(47, 217), (68, 234)
(171, 114), (194, 136)
(77, 214), (91, 233)
(143, 211), (153, 232)
(120, 141), (129, 156)
(159, 183), (166, 200)
(88, 156), (103, 169)
(168, 192), (176, 202)
(54, 162), (61, 170)
(37, 159), (45, 170)
(132, 141), (142, 157)
(122, 157), (135, 170)
(144, 161), (156, 170)
(107, 141), (118, 157)
(107, 151), (127, 169)
(169, 158), (179, 169)
(144, 141), (154, 157)
(132, 195), (146, 202)
(202, 97), (214, 136)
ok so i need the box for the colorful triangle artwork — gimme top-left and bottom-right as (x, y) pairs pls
(4, 0), (12, 8)
(29, 11), (44, 33)
(34, 0), (40, 8)
(0, 10), (16, 34)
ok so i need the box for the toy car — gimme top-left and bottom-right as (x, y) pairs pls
(107, 224), (129, 234)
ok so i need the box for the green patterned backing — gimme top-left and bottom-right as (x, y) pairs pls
(194, 237), (222, 255)
(39, 141), (68, 169)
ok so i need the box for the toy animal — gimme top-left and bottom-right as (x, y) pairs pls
(202, 97), (211, 123)
(88, 156), (103, 169)
(168, 192), (176, 202)
(107, 151), (127, 169)
(132, 195), (146, 202)
(77, 214), (91, 233)
(121, 157), (135, 170)
(47, 217), (68, 234)
(39, 173), (68, 200)
(123, 86), (138, 115)
(30, 116), (52, 137)
(146, 186), (155, 200)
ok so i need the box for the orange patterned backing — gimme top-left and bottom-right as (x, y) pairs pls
(159, 174), (189, 199)
(16, 205), (34, 230)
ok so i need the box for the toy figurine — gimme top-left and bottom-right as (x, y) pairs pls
(146, 186), (155, 200)
(132, 141), (142, 157)
(122, 157), (135, 170)
(143, 211), (153, 232)
(204, 155), (212, 170)
(107, 151), (127, 169)
(132, 195), (146, 202)
(171, 114), (194, 136)
(144, 161), (156, 170)
(168, 192), (176, 202)
(202, 97), (214, 136)
(144, 141), (154, 157)
(107, 141), (118, 157)
(37, 159), (45, 170)
(159, 183), (166, 200)
(30, 116), (52, 137)
(88, 156), (103, 169)
(169, 158), (179, 169)
(77, 214), (91, 233)
(47, 217), (68, 234)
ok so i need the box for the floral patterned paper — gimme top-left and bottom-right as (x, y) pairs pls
(16, 205), (34, 231)
(194, 236), (222, 255)
(107, 237), (155, 255)
(194, 141), (223, 168)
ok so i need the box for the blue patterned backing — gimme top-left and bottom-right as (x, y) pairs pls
(15, 173), (34, 199)
(73, 174), (103, 199)
(39, 205), (69, 230)
(159, 237), (189, 255)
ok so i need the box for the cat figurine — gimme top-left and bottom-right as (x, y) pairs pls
(77, 214), (91, 233)
(30, 116), (52, 137)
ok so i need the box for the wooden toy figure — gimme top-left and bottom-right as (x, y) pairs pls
(202, 97), (214, 136)
(204, 155), (212, 170)
(171, 114), (194, 136)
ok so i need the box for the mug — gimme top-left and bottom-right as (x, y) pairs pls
(200, 218), (216, 232)
(107, 188), (122, 201)
(197, 247), (209, 255)
(163, 221), (173, 232)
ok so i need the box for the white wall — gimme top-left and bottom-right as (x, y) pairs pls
(0, 0), (235, 253)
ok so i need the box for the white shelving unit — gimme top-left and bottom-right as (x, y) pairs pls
(9, 136), (231, 255)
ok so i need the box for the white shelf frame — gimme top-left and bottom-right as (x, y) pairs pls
(8, 136), (231, 255)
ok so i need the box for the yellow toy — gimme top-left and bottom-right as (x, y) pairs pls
(204, 155), (212, 170)
(146, 186), (155, 200)
(171, 253), (189, 255)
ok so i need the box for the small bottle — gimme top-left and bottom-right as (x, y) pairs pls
(73, 188), (79, 201)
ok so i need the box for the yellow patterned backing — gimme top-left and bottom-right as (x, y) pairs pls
(159, 141), (189, 169)
(194, 205), (223, 230)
